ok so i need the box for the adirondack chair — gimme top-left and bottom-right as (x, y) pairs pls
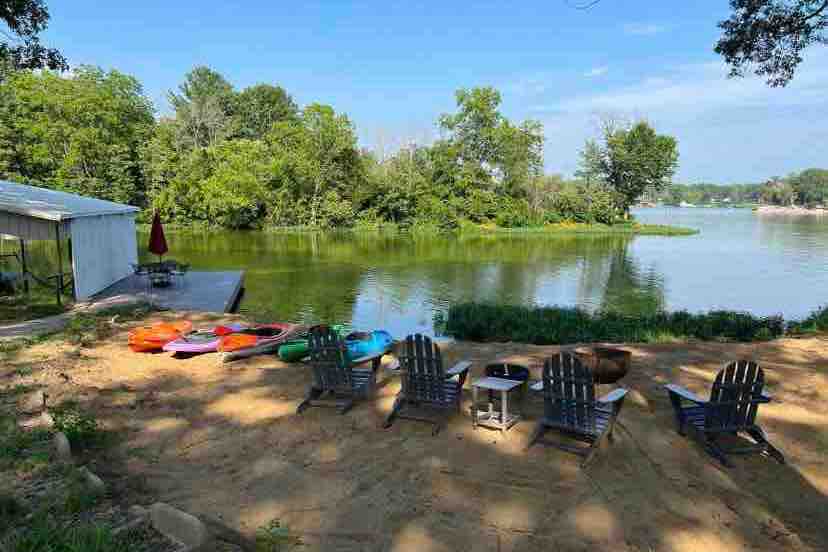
(383, 334), (471, 435)
(296, 325), (384, 415)
(665, 360), (784, 467)
(527, 353), (628, 467)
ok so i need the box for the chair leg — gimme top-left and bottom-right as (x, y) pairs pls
(526, 422), (547, 451)
(702, 435), (732, 468)
(747, 427), (785, 464)
(297, 387), (322, 414)
(383, 396), (404, 429)
(667, 391), (687, 435)
(337, 398), (355, 415)
(432, 420), (445, 436)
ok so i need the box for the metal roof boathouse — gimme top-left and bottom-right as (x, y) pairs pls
(0, 180), (139, 302)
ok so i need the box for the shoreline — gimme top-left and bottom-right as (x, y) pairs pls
(135, 221), (699, 237)
(755, 205), (828, 216)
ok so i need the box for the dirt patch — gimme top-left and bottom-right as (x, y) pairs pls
(5, 311), (828, 551)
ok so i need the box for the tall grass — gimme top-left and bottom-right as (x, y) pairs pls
(440, 303), (788, 344)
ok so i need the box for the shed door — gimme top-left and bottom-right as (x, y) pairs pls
(69, 214), (138, 299)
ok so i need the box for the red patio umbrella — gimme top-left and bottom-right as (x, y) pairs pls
(148, 212), (169, 262)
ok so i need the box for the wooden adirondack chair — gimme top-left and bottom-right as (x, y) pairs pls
(527, 353), (628, 467)
(383, 334), (471, 435)
(296, 325), (384, 415)
(665, 360), (784, 467)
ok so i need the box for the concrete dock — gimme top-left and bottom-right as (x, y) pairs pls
(93, 271), (244, 313)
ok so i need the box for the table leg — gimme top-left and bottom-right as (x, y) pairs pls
(472, 386), (478, 430)
(501, 389), (508, 434)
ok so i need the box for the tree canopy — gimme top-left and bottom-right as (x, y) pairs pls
(0, 0), (66, 72)
(715, 0), (828, 87)
(580, 120), (679, 215)
(0, 64), (681, 229)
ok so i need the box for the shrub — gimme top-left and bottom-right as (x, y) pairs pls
(50, 405), (100, 449)
(440, 303), (787, 345)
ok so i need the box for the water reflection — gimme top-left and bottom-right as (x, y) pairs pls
(138, 230), (664, 335)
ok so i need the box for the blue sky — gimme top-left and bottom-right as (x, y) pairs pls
(44, 1), (828, 183)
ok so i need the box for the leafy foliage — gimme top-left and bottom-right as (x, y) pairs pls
(0, 0), (66, 72)
(716, 0), (828, 87)
(580, 120), (679, 216)
(0, 67), (154, 205)
(442, 302), (787, 344)
(50, 404), (100, 449)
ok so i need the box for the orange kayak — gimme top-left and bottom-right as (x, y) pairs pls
(218, 323), (304, 362)
(129, 321), (193, 352)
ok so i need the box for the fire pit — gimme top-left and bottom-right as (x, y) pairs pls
(572, 346), (631, 384)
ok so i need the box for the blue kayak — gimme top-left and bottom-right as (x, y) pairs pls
(345, 330), (394, 359)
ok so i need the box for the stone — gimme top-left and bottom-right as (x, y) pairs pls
(78, 466), (106, 495)
(53, 432), (72, 462)
(129, 505), (149, 519)
(150, 502), (211, 550)
(20, 390), (46, 413)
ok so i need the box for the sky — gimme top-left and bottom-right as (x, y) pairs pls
(42, 1), (828, 183)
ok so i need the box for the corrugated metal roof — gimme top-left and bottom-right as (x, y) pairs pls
(0, 180), (139, 222)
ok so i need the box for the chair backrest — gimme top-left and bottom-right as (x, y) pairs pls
(706, 360), (765, 431)
(308, 325), (352, 392)
(400, 334), (448, 404)
(542, 353), (598, 432)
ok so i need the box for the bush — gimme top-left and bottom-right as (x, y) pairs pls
(440, 303), (787, 345)
(50, 405), (100, 449)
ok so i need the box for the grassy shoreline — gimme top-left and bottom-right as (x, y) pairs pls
(137, 221), (699, 237)
(440, 302), (828, 345)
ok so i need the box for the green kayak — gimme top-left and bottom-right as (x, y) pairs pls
(277, 324), (346, 362)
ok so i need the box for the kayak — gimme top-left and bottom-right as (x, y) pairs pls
(162, 323), (245, 354)
(277, 328), (393, 363)
(345, 330), (394, 359)
(219, 323), (305, 363)
(129, 321), (193, 353)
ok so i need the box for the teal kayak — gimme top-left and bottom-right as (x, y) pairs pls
(277, 327), (393, 362)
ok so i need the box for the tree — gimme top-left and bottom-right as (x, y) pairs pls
(266, 104), (363, 227)
(234, 83), (298, 139)
(788, 168), (828, 205)
(438, 86), (544, 197)
(715, 0), (828, 86)
(0, 0), (66, 71)
(168, 66), (236, 149)
(0, 66), (154, 204)
(580, 120), (679, 216)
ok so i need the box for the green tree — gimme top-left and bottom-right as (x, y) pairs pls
(788, 168), (828, 206)
(168, 66), (236, 149)
(716, 0), (828, 87)
(438, 87), (544, 197)
(266, 104), (363, 227)
(234, 83), (298, 139)
(0, 0), (66, 71)
(580, 120), (679, 217)
(0, 66), (154, 204)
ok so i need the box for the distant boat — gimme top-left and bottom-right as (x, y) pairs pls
(679, 202), (696, 208)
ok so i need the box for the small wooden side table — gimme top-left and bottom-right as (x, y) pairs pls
(471, 377), (523, 433)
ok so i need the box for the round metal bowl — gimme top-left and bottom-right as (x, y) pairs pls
(573, 347), (631, 384)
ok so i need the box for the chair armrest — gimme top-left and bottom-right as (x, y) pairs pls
(351, 352), (385, 367)
(446, 361), (472, 377)
(598, 388), (628, 404)
(665, 383), (706, 404)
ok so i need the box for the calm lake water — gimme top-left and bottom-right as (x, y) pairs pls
(135, 208), (828, 336)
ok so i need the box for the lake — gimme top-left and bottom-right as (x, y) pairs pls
(135, 208), (828, 336)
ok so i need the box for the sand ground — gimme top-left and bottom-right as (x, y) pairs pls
(6, 312), (828, 551)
